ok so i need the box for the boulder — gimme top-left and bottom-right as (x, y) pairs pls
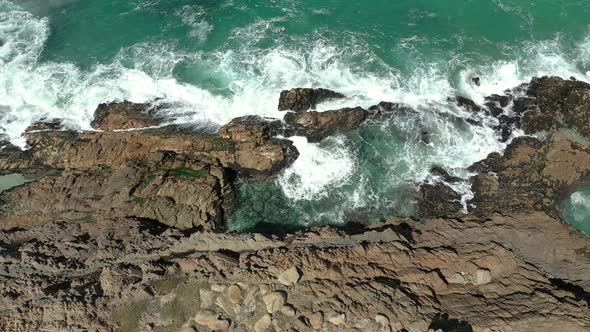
(308, 311), (324, 330)
(283, 107), (366, 142)
(455, 96), (482, 113)
(226, 285), (243, 304)
(193, 311), (230, 332)
(218, 116), (299, 176)
(277, 267), (301, 286)
(24, 119), (63, 132)
(278, 88), (345, 112)
(90, 101), (163, 130)
(253, 314), (271, 332)
(262, 291), (287, 313)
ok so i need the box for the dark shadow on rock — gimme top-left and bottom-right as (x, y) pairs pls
(428, 313), (474, 332)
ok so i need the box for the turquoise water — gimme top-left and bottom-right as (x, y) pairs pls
(0, 173), (28, 192)
(1, 0), (589, 230)
(563, 187), (590, 237)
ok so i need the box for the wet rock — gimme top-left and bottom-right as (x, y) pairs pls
(283, 107), (366, 142)
(515, 76), (590, 137)
(367, 102), (415, 119)
(417, 182), (463, 218)
(277, 267), (301, 286)
(278, 88), (345, 112)
(24, 119), (63, 132)
(494, 114), (520, 142)
(484, 93), (512, 108)
(429, 165), (462, 183)
(455, 96), (482, 113)
(468, 133), (590, 217)
(91, 101), (163, 130)
(262, 291), (287, 313)
(0, 141), (34, 173)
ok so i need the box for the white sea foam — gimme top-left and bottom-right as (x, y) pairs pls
(458, 38), (590, 104)
(277, 136), (355, 201)
(570, 191), (590, 223)
(571, 191), (590, 207)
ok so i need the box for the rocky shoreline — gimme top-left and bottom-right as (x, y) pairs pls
(0, 76), (589, 331)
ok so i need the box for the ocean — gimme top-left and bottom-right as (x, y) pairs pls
(1, 0), (589, 231)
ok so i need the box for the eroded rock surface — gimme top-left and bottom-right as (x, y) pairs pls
(0, 108), (298, 230)
(0, 211), (588, 331)
(515, 76), (590, 137)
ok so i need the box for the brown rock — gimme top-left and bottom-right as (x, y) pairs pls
(515, 76), (590, 137)
(283, 107), (367, 142)
(24, 119), (63, 132)
(226, 285), (243, 304)
(278, 88), (345, 112)
(91, 101), (162, 130)
(193, 311), (230, 332)
(277, 267), (301, 286)
(253, 314), (271, 332)
(262, 291), (287, 313)
(218, 116), (299, 176)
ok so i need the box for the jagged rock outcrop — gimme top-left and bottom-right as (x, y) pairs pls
(0, 105), (298, 230)
(468, 132), (590, 216)
(218, 116), (299, 174)
(421, 76), (590, 218)
(278, 88), (345, 112)
(283, 107), (366, 142)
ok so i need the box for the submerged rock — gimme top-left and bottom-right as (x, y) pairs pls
(278, 87), (345, 112)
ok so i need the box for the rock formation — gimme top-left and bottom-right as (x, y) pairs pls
(283, 107), (366, 142)
(0, 105), (298, 230)
(0, 76), (589, 331)
(278, 88), (345, 112)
